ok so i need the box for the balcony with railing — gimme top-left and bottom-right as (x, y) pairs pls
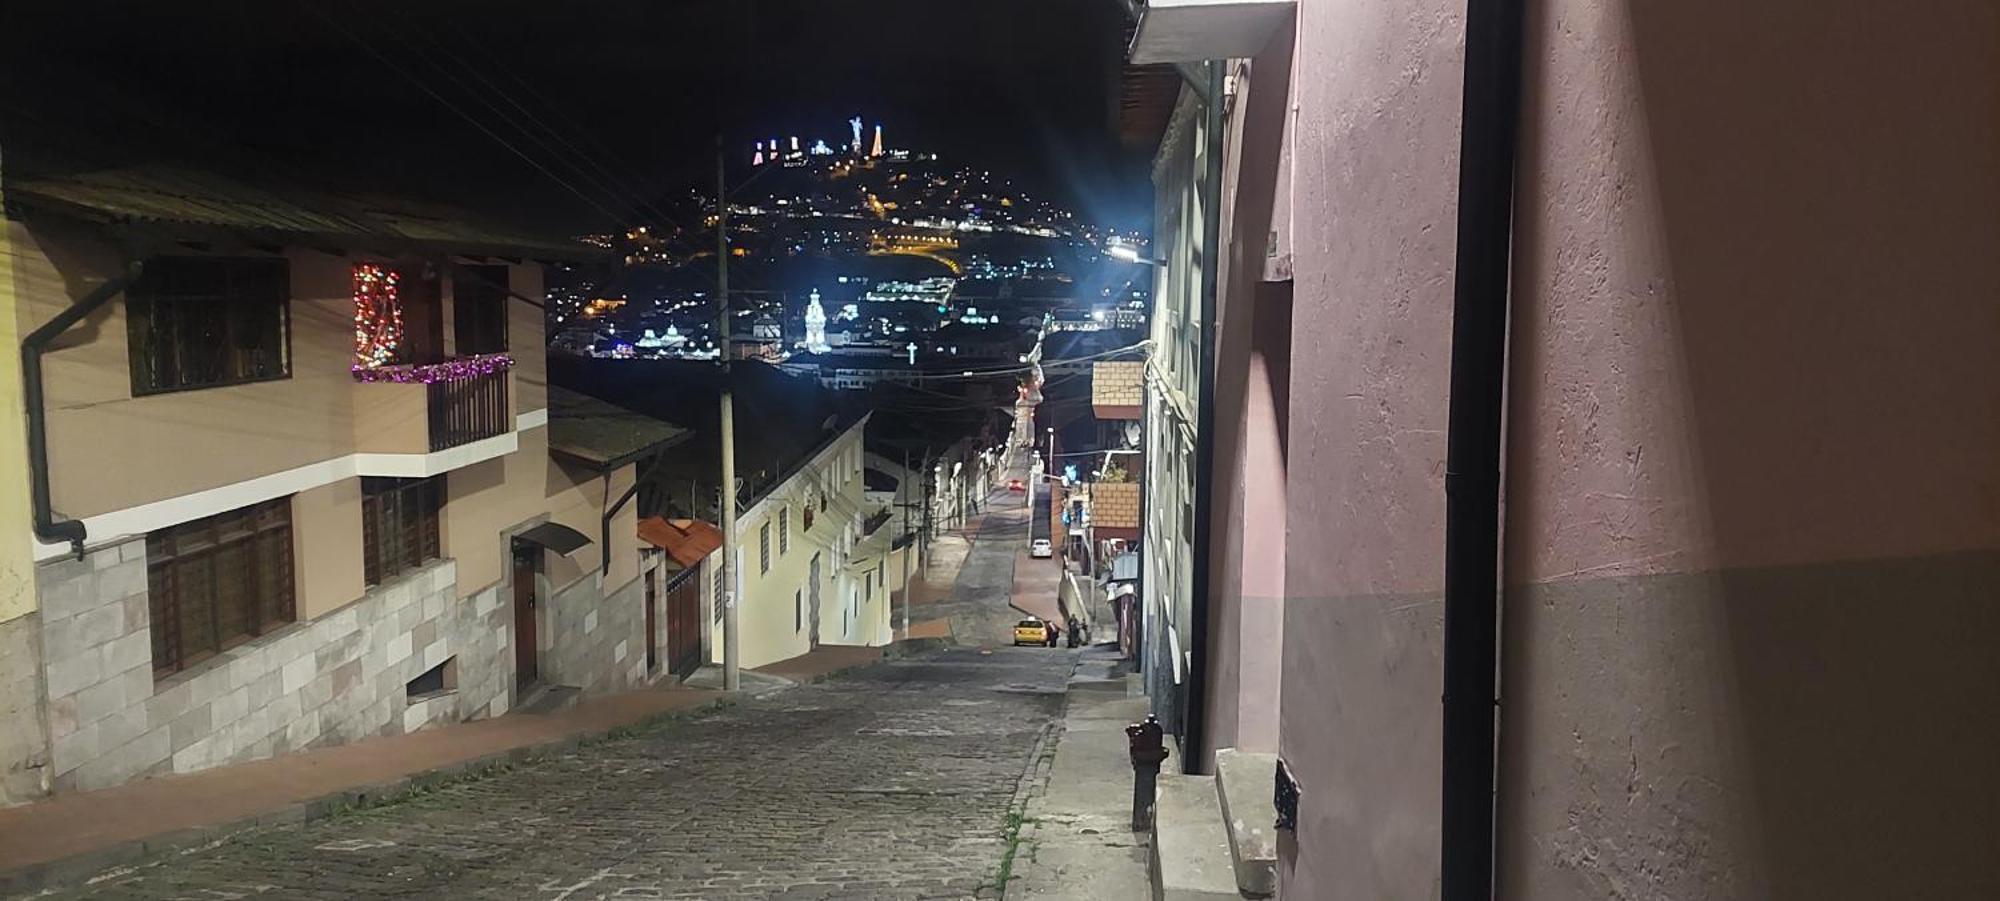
(352, 355), (516, 463)
(861, 506), (894, 536)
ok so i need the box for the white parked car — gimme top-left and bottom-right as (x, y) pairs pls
(1030, 538), (1054, 559)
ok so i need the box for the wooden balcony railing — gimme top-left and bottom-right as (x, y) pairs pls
(427, 369), (510, 452)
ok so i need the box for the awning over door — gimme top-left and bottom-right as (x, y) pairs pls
(514, 522), (592, 557)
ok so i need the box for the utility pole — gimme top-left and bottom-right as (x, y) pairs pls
(920, 447), (933, 569)
(900, 445), (912, 639)
(716, 139), (740, 693)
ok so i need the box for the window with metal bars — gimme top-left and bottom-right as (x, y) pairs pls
(147, 498), (295, 678)
(453, 265), (510, 355)
(362, 477), (442, 586)
(127, 257), (290, 395)
(759, 522), (771, 573)
(779, 508), (790, 555)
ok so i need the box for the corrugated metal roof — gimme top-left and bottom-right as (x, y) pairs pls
(9, 166), (597, 259)
(548, 385), (692, 470)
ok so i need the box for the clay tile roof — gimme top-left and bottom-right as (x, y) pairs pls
(637, 516), (724, 568)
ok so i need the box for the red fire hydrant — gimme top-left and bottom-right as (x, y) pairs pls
(1126, 715), (1169, 830)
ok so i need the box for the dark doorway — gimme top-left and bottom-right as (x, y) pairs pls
(807, 553), (822, 649)
(512, 547), (540, 691)
(644, 569), (660, 673)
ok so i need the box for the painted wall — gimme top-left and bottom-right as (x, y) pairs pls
(1495, 1), (2000, 897)
(1274, 0), (1464, 897)
(731, 422), (871, 669)
(0, 168), (35, 625)
(1201, 38), (1296, 764)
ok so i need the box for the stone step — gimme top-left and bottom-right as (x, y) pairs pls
(513, 684), (581, 716)
(1214, 749), (1279, 897)
(1150, 773), (1240, 901)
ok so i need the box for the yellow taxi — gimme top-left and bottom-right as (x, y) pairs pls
(1013, 619), (1053, 646)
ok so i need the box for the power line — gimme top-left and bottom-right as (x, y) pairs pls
(301, 0), (636, 230)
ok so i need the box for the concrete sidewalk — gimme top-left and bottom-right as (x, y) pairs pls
(0, 680), (724, 894)
(1010, 647), (1151, 899)
(750, 643), (888, 684)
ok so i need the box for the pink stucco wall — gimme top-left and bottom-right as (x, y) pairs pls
(1203, 41), (1295, 765)
(1274, 0), (1464, 896)
(1497, 1), (2000, 897)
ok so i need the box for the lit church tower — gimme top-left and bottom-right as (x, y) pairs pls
(870, 124), (885, 158)
(803, 288), (831, 353)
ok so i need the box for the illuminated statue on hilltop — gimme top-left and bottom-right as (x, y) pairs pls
(849, 116), (864, 154)
(803, 288), (831, 353)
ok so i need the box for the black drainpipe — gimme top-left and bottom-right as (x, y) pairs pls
(1441, 0), (1525, 896)
(602, 451), (670, 575)
(24, 263), (142, 559)
(1182, 58), (1225, 774)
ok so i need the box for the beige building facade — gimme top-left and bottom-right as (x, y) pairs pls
(0, 169), (681, 804)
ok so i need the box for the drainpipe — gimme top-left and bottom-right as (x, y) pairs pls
(602, 451), (670, 575)
(1441, 0), (1525, 896)
(23, 263), (142, 559)
(1182, 58), (1225, 774)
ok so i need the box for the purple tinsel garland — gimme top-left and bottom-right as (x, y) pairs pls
(351, 353), (515, 384)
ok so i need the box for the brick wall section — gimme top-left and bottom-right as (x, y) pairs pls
(1091, 361), (1144, 409)
(1090, 482), (1142, 530)
(35, 542), (512, 793)
(0, 614), (51, 805)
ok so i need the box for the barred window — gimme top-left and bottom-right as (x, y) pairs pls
(362, 477), (442, 585)
(147, 498), (294, 677)
(127, 257), (290, 395)
(779, 508), (790, 555)
(453, 265), (510, 355)
(759, 522), (772, 574)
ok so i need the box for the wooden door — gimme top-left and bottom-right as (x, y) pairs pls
(807, 553), (822, 649)
(513, 549), (539, 690)
(644, 570), (659, 672)
(665, 568), (702, 679)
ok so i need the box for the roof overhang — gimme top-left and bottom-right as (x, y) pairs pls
(514, 522), (593, 557)
(1129, 0), (1295, 64)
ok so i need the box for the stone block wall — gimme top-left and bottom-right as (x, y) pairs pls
(36, 541), (511, 792)
(0, 613), (51, 805)
(546, 572), (648, 693)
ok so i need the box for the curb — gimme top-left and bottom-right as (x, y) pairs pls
(0, 694), (733, 898)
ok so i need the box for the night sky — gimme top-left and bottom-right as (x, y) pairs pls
(0, 0), (1146, 231)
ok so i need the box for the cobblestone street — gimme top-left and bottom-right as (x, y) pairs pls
(39, 647), (1073, 900)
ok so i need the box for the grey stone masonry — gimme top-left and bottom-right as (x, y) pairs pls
(0, 613), (52, 806)
(544, 571), (649, 693)
(34, 542), (512, 793)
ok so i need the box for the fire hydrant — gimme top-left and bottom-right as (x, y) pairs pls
(1126, 715), (1169, 830)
